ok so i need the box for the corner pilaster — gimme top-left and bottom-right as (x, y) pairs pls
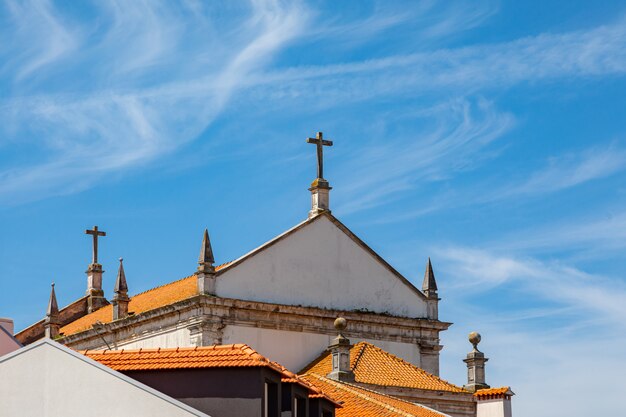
(189, 318), (226, 346)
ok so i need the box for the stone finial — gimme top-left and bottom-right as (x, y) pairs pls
(422, 258), (438, 297)
(422, 258), (439, 320)
(327, 317), (354, 382)
(197, 229), (216, 295)
(112, 258), (130, 320)
(469, 331), (481, 351)
(198, 229), (215, 272)
(44, 283), (60, 339)
(463, 331), (490, 392)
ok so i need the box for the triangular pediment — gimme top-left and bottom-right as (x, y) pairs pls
(216, 213), (427, 318)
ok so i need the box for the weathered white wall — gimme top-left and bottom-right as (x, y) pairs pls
(223, 325), (420, 372)
(112, 327), (191, 350)
(0, 341), (209, 417)
(217, 216), (427, 318)
(477, 398), (512, 417)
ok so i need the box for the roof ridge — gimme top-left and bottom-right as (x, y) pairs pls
(306, 373), (440, 417)
(360, 342), (466, 391)
(351, 341), (367, 370)
(82, 343), (251, 355)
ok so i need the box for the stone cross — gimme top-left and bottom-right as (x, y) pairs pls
(306, 131), (333, 180)
(85, 226), (106, 264)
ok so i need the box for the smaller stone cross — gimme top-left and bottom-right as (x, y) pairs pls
(306, 131), (333, 180)
(85, 226), (106, 264)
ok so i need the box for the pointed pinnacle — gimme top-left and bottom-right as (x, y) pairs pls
(114, 257), (128, 294)
(199, 228), (215, 266)
(47, 282), (59, 317)
(422, 257), (438, 292)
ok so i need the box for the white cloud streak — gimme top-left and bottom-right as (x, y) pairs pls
(334, 98), (515, 214)
(434, 245), (626, 417)
(249, 16), (626, 103)
(3, 0), (79, 81)
(1, 3), (626, 207)
(0, 0), (309, 203)
(435, 246), (626, 325)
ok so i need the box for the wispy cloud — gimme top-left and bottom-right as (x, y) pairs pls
(1, 2), (626, 208)
(498, 144), (626, 198)
(374, 141), (626, 223)
(334, 98), (515, 214)
(491, 210), (626, 258)
(434, 245), (626, 324)
(435, 244), (626, 417)
(250, 16), (626, 104)
(0, 0), (309, 204)
(3, 0), (80, 82)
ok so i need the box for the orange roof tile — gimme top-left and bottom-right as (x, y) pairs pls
(302, 373), (448, 417)
(61, 263), (230, 336)
(474, 387), (513, 399)
(300, 342), (467, 393)
(83, 343), (340, 406)
(82, 343), (276, 371)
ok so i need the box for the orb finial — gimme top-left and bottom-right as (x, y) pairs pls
(468, 331), (481, 351)
(334, 317), (347, 332)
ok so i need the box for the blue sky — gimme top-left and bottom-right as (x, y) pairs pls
(1, 1), (625, 416)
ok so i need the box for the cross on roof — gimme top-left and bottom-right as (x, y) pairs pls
(306, 131), (333, 180)
(85, 226), (106, 265)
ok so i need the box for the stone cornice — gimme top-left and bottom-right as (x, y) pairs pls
(61, 294), (451, 348)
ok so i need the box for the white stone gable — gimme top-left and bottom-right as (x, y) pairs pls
(0, 340), (210, 417)
(216, 214), (427, 318)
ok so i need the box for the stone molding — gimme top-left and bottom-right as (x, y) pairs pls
(61, 294), (450, 375)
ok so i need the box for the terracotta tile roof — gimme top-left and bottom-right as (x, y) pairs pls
(83, 344), (340, 406)
(300, 342), (467, 393)
(474, 387), (513, 399)
(82, 343), (280, 371)
(61, 263), (231, 336)
(302, 373), (448, 417)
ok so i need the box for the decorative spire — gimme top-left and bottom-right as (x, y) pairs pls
(422, 257), (438, 297)
(197, 228), (217, 295)
(198, 229), (215, 270)
(114, 258), (128, 294)
(463, 331), (490, 392)
(112, 258), (130, 320)
(327, 317), (354, 382)
(44, 282), (60, 339)
(47, 282), (59, 317)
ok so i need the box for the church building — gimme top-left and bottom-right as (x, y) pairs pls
(14, 132), (513, 417)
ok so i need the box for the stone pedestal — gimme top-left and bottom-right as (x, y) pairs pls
(309, 179), (331, 218)
(463, 350), (489, 392)
(86, 264), (107, 313)
(197, 271), (216, 295)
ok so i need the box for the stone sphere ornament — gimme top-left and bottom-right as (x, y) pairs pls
(334, 317), (347, 331)
(468, 331), (481, 350)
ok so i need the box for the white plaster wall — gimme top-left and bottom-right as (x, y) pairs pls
(217, 216), (427, 318)
(0, 342), (208, 417)
(477, 398), (512, 417)
(113, 327), (191, 350)
(223, 325), (420, 372)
